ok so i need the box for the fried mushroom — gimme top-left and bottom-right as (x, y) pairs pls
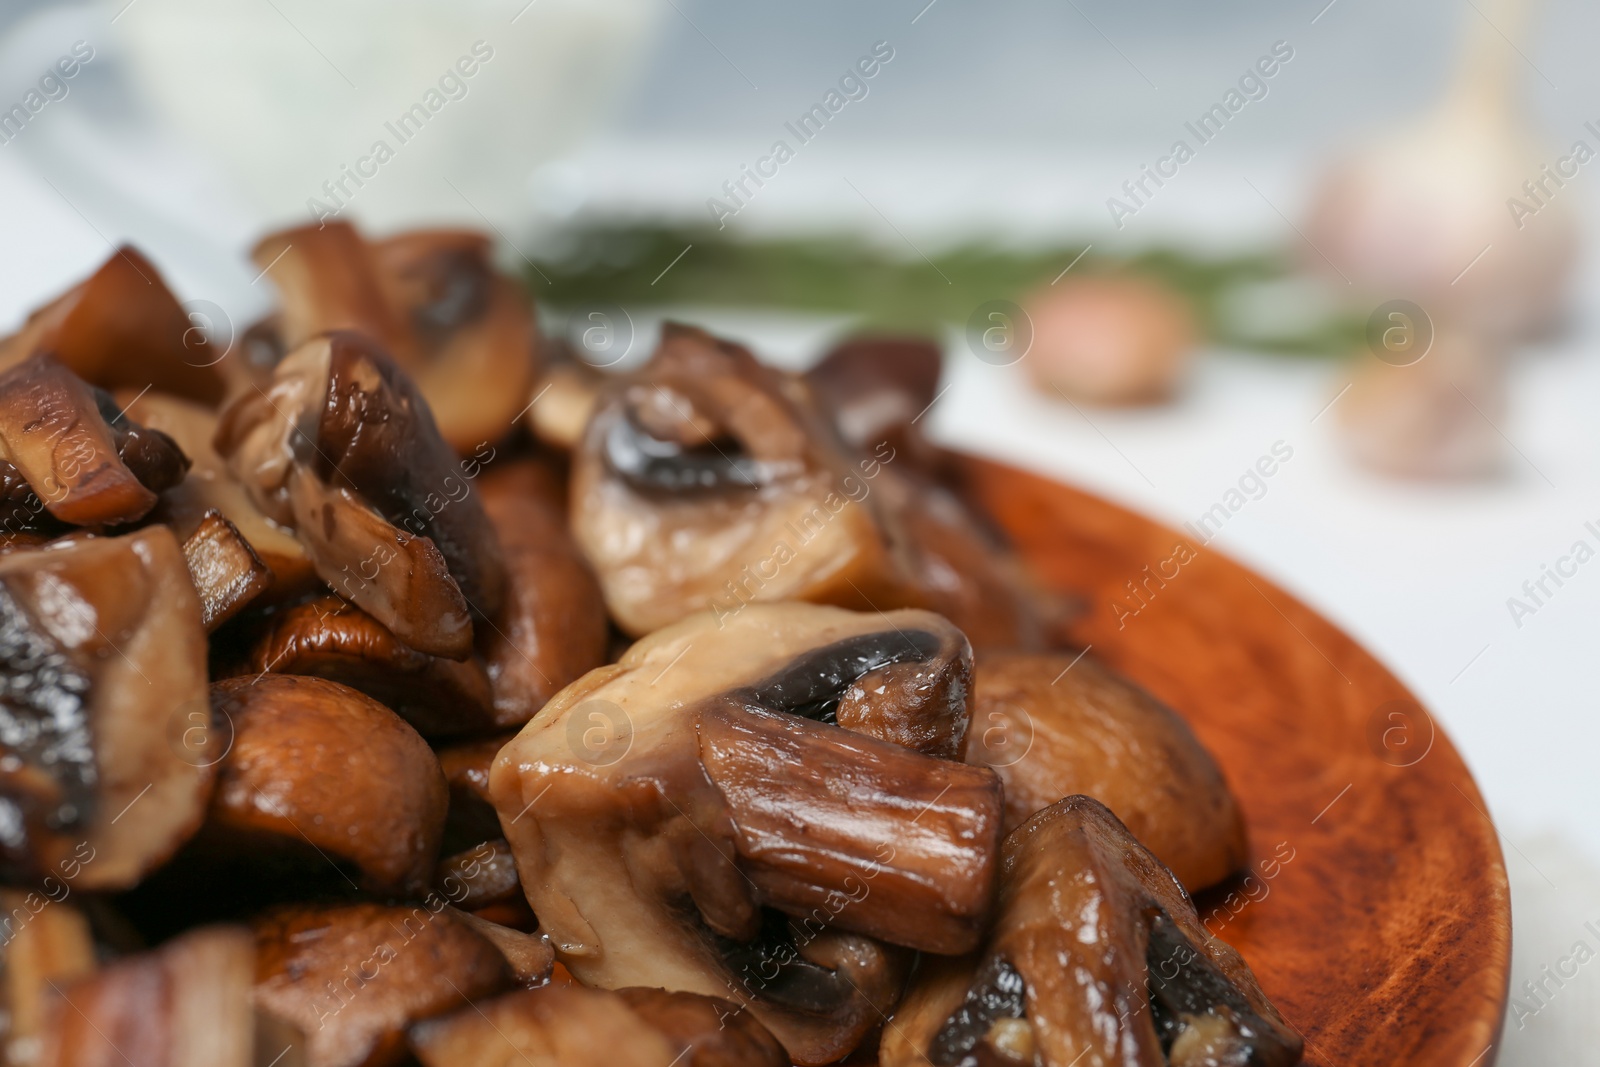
(200, 675), (447, 896)
(214, 331), (503, 658)
(881, 796), (1302, 1067)
(967, 651), (1247, 892)
(0, 355), (188, 528)
(253, 901), (508, 1067)
(0, 527), (213, 887)
(490, 602), (1002, 1064)
(408, 985), (788, 1067)
(181, 510), (274, 631)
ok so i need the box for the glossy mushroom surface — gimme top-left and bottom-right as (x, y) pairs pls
(0, 527), (213, 887)
(967, 651), (1247, 891)
(214, 331), (503, 658)
(181, 509), (274, 631)
(409, 985), (788, 1067)
(253, 901), (508, 1067)
(490, 602), (1001, 1064)
(202, 675), (447, 896)
(881, 796), (1302, 1067)
(0, 355), (188, 528)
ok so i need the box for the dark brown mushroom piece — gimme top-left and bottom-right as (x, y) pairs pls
(0, 246), (227, 404)
(234, 594), (496, 738)
(32, 925), (299, 1067)
(409, 984), (788, 1067)
(475, 460), (608, 726)
(214, 330), (504, 658)
(881, 796), (1303, 1067)
(0, 355), (189, 528)
(445, 903), (553, 986)
(437, 734), (513, 853)
(197, 675), (448, 897)
(181, 509), (274, 631)
(370, 230), (540, 455)
(253, 901), (509, 1067)
(805, 334), (943, 466)
(570, 323), (1048, 647)
(252, 222), (540, 455)
(490, 603), (1002, 1064)
(967, 651), (1247, 892)
(0, 527), (214, 888)
(119, 388), (318, 599)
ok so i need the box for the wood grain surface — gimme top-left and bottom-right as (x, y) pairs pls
(957, 454), (1511, 1067)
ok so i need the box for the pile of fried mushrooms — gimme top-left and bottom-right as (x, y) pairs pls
(0, 224), (1302, 1067)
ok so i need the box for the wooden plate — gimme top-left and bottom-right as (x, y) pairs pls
(957, 455), (1511, 1067)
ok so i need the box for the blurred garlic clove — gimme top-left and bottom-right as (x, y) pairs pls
(1336, 330), (1508, 480)
(1023, 274), (1195, 406)
(1305, 0), (1575, 341)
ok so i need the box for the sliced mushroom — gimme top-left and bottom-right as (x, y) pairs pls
(0, 246), (227, 404)
(214, 331), (504, 658)
(524, 343), (603, 452)
(0, 355), (189, 527)
(118, 388), (317, 598)
(437, 734), (512, 852)
(490, 602), (1001, 1064)
(967, 651), (1247, 892)
(409, 985), (789, 1067)
(571, 323), (913, 636)
(476, 460), (608, 726)
(445, 906), (553, 986)
(881, 796), (1303, 1067)
(253, 223), (540, 455)
(182, 510), (274, 631)
(235, 595), (496, 738)
(202, 675), (447, 896)
(805, 334), (943, 464)
(34, 926), (280, 1067)
(434, 838), (522, 911)
(370, 230), (540, 455)
(0, 527), (213, 887)
(0, 892), (97, 1065)
(253, 901), (508, 1067)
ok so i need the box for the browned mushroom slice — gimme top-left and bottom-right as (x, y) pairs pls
(254, 901), (509, 1067)
(445, 905), (554, 986)
(476, 460), (607, 726)
(215, 331), (503, 657)
(437, 734), (511, 851)
(0, 355), (189, 527)
(237, 595), (496, 738)
(370, 230), (540, 455)
(967, 651), (1247, 892)
(881, 797), (1303, 1067)
(409, 984), (787, 1067)
(805, 334), (943, 462)
(0, 892), (98, 1061)
(490, 603), (1001, 1064)
(33, 926), (285, 1067)
(435, 838), (522, 911)
(119, 388), (316, 598)
(0, 246), (227, 404)
(182, 509), (274, 631)
(571, 322), (916, 636)
(251, 223), (415, 362)
(204, 675), (447, 896)
(524, 341), (604, 451)
(0, 527), (213, 887)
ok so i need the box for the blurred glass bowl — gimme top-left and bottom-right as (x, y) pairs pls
(113, 0), (662, 232)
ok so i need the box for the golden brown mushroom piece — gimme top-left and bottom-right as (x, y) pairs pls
(409, 985), (788, 1067)
(234, 594), (497, 739)
(181, 509), (274, 631)
(0, 527), (213, 888)
(490, 603), (1001, 1064)
(118, 388), (317, 599)
(570, 323), (1047, 648)
(967, 651), (1247, 892)
(0, 355), (189, 529)
(0, 246), (227, 404)
(0, 892), (98, 1063)
(214, 330), (504, 658)
(881, 797), (1302, 1067)
(33, 926), (293, 1067)
(251, 222), (539, 455)
(476, 460), (608, 725)
(253, 901), (508, 1067)
(200, 675), (448, 896)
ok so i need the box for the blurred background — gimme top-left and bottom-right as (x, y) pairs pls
(1, 0), (1597, 1058)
